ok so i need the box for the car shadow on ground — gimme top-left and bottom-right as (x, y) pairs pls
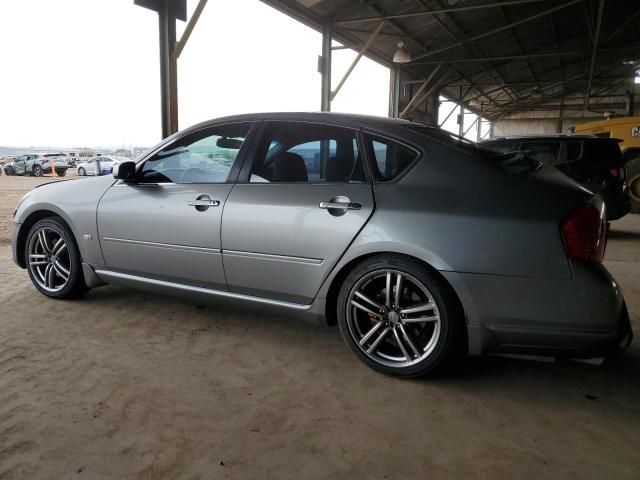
(82, 284), (640, 408)
(608, 229), (640, 241)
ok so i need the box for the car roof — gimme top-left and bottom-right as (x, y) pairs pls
(482, 135), (622, 143)
(182, 112), (430, 134)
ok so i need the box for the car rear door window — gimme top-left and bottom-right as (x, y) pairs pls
(139, 122), (252, 184)
(364, 135), (419, 181)
(249, 122), (364, 183)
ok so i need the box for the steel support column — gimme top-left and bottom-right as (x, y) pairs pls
(320, 22), (332, 112)
(158, 0), (176, 139)
(389, 66), (401, 117)
(584, 0), (605, 110)
(458, 86), (465, 137)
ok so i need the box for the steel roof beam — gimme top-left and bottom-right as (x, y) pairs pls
(409, 0), (581, 63)
(333, 0), (545, 25)
(330, 21), (385, 101)
(411, 50), (588, 65)
(412, 0), (516, 105)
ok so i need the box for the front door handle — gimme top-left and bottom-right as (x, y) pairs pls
(188, 195), (220, 212)
(319, 201), (361, 210)
(188, 199), (220, 207)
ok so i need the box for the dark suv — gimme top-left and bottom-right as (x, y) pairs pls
(481, 135), (631, 220)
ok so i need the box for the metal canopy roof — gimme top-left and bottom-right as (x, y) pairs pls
(261, 0), (640, 119)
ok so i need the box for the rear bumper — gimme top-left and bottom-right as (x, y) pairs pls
(604, 185), (631, 220)
(444, 262), (629, 357)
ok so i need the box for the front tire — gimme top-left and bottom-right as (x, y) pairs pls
(25, 217), (88, 299)
(57, 169), (66, 177)
(77, 167), (86, 176)
(337, 255), (463, 378)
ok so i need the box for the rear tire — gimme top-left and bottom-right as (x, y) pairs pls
(337, 254), (464, 378)
(24, 217), (89, 299)
(57, 169), (66, 177)
(626, 157), (640, 213)
(33, 165), (43, 177)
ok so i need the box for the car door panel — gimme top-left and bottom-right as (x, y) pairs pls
(97, 184), (232, 289)
(221, 121), (374, 304)
(96, 121), (254, 289)
(222, 183), (373, 303)
(14, 157), (26, 175)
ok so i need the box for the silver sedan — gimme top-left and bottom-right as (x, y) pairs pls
(10, 113), (632, 377)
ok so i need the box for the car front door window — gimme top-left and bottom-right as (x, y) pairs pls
(140, 123), (251, 184)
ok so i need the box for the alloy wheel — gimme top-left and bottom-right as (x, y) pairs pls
(27, 227), (71, 293)
(346, 269), (442, 368)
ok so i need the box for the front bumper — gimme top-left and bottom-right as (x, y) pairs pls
(11, 221), (22, 267)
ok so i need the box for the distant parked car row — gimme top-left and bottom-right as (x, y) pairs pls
(481, 135), (631, 220)
(76, 156), (125, 176)
(3, 153), (69, 177)
(1, 154), (132, 177)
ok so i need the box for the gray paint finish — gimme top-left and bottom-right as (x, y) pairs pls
(97, 183), (233, 290)
(222, 183), (374, 303)
(10, 112), (628, 358)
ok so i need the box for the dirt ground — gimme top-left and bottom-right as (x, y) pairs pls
(0, 173), (639, 480)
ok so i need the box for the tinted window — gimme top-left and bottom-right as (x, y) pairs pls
(250, 123), (363, 183)
(365, 135), (419, 181)
(520, 142), (560, 165)
(483, 141), (516, 154)
(567, 141), (582, 162)
(140, 123), (251, 183)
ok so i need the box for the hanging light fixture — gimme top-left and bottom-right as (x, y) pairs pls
(393, 41), (411, 63)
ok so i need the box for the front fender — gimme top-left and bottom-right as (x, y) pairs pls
(13, 176), (116, 267)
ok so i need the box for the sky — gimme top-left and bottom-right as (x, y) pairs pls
(0, 0), (391, 149)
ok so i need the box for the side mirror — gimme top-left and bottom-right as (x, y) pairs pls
(113, 161), (136, 182)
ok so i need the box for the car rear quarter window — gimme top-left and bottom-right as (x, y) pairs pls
(364, 135), (419, 182)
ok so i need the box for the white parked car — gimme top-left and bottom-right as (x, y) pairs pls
(76, 156), (126, 176)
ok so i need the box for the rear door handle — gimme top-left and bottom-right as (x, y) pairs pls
(319, 201), (361, 210)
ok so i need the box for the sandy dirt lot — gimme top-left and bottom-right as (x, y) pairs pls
(0, 174), (639, 479)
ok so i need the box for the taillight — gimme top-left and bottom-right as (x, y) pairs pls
(561, 203), (607, 263)
(610, 167), (625, 180)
